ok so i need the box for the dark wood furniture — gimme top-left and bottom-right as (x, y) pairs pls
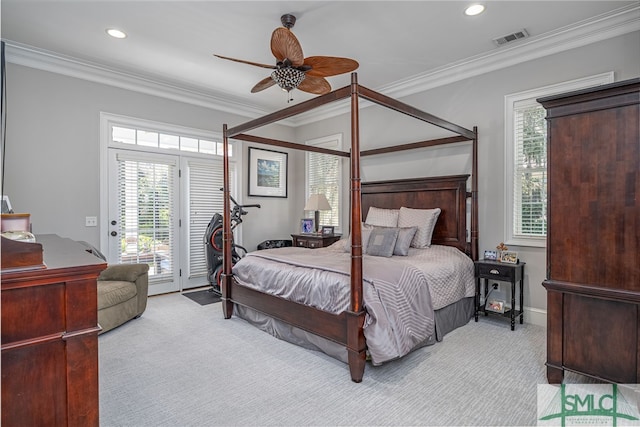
(220, 73), (479, 382)
(539, 78), (639, 384)
(291, 233), (342, 248)
(1, 234), (107, 426)
(474, 260), (525, 330)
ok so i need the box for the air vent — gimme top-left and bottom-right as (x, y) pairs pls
(493, 29), (529, 46)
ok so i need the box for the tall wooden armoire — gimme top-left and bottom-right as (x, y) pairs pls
(539, 78), (639, 384)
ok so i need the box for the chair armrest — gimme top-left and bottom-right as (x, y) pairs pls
(98, 263), (150, 316)
(98, 263), (149, 282)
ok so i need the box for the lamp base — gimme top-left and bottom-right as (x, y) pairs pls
(315, 210), (320, 233)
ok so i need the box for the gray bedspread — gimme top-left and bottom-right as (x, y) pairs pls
(232, 247), (435, 364)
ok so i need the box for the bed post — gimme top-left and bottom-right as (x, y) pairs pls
(348, 73), (366, 383)
(471, 126), (479, 261)
(221, 124), (233, 318)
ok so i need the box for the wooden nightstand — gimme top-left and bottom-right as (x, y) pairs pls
(474, 260), (525, 331)
(291, 234), (341, 249)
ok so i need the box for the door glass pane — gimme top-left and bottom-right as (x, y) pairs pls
(117, 157), (175, 285)
(186, 159), (235, 286)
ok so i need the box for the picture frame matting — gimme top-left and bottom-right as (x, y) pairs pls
(248, 147), (288, 198)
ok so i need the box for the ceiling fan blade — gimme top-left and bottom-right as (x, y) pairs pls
(214, 54), (275, 69)
(251, 76), (277, 93)
(303, 56), (359, 77)
(297, 75), (331, 95)
(270, 28), (304, 67)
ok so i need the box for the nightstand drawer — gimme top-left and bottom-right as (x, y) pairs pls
(295, 238), (310, 248)
(475, 263), (515, 281)
(307, 240), (322, 248)
(291, 234), (341, 249)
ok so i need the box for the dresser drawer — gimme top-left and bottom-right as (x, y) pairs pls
(475, 263), (515, 281)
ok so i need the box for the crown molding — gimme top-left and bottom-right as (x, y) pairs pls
(291, 3), (640, 126)
(4, 3), (639, 127)
(3, 40), (275, 121)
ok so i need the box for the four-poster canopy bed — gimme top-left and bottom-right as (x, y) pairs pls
(221, 73), (478, 382)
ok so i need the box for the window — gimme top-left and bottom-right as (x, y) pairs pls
(112, 123), (232, 156)
(306, 134), (343, 232)
(504, 72), (613, 247)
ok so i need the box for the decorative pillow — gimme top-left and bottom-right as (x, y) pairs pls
(393, 226), (418, 256)
(398, 207), (441, 248)
(366, 227), (400, 257)
(344, 223), (374, 253)
(365, 207), (399, 227)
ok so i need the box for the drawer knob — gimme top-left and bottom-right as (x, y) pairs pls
(490, 269), (500, 274)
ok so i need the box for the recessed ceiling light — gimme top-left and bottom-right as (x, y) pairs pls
(106, 28), (127, 39)
(465, 4), (485, 16)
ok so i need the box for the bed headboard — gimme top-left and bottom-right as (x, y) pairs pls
(361, 175), (470, 255)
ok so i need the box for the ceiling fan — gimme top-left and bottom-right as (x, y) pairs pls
(214, 14), (359, 101)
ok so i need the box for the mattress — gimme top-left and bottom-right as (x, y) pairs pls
(231, 242), (475, 365)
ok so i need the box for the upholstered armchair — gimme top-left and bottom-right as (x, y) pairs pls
(97, 263), (149, 334)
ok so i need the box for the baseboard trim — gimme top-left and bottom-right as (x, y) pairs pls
(523, 306), (547, 328)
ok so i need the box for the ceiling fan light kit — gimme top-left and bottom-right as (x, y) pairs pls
(214, 13), (358, 103)
(271, 67), (306, 92)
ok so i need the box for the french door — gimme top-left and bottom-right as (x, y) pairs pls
(107, 149), (234, 295)
(108, 149), (180, 295)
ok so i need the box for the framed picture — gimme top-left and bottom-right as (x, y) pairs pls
(321, 226), (334, 236)
(300, 218), (315, 234)
(500, 250), (518, 264)
(248, 147), (288, 198)
(1, 196), (12, 214)
(483, 250), (497, 261)
(486, 299), (505, 314)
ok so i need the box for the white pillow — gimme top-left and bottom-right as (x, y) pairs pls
(398, 207), (441, 248)
(365, 207), (399, 227)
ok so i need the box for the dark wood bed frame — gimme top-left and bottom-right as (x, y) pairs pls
(221, 73), (478, 382)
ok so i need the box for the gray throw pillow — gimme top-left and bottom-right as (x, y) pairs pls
(393, 226), (418, 256)
(366, 227), (400, 257)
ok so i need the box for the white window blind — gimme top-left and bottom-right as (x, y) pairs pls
(513, 102), (547, 237)
(116, 153), (176, 284)
(504, 72), (613, 247)
(306, 135), (342, 230)
(187, 159), (235, 279)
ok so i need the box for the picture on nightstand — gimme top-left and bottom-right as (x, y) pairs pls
(321, 226), (334, 236)
(483, 250), (498, 260)
(486, 299), (505, 314)
(500, 251), (518, 264)
(300, 218), (314, 234)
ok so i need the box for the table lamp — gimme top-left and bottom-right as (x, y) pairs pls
(304, 194), (331, 233)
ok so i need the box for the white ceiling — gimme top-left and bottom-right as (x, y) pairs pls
(2, 1), (638, 119)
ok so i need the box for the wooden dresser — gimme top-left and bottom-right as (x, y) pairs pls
(1, 234), (107, 426)
(539, 78), (639, 384)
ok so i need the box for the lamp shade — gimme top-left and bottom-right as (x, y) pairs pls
(304, 194), (331, 211)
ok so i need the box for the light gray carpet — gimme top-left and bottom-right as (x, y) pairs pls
(99, 292), (549, 426)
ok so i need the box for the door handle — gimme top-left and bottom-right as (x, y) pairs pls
(110, 231), (117, 236)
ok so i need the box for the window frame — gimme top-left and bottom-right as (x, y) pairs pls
(504, 72), (614, 247)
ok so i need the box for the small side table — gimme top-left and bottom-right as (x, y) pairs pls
(474, 260), (525, 331)
(291, 233), (341, 249)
